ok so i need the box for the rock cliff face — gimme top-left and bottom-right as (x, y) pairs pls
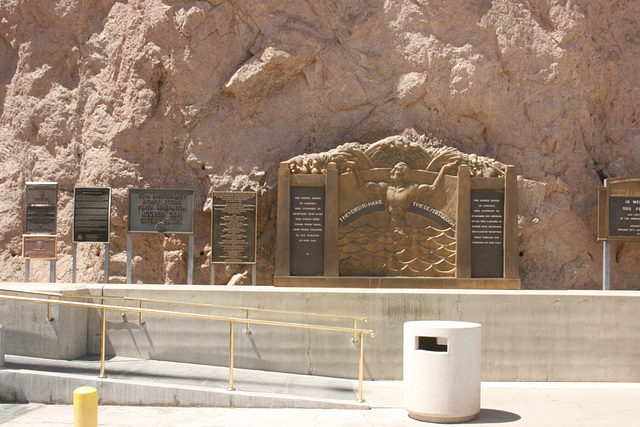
(1, 0), (639, 289)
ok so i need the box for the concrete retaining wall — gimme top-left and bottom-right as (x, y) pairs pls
(1, 283), (639, 381)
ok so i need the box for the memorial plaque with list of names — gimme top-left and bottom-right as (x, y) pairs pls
(470, 189), (504, 278)
(73, 187), (111, 242)
(128, 189), (194, 234)
(290, 186), (325, 276)
(212, 192), (257, 264)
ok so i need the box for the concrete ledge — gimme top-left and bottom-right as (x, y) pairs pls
(1, 283), (639, 382)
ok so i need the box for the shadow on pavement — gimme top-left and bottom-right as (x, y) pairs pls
(470, 408), (521, 424)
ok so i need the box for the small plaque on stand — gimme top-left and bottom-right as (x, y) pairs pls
(23, 235), (57, 260)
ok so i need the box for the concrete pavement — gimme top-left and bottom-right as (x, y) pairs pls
(2, 381), (639, 426)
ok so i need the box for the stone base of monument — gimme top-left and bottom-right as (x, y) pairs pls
(274, 276), (521, 289)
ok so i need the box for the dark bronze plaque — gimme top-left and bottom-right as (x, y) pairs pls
(23, 234), (57, 260)
(290, 186), (325, 276)
(608, 196), (640, 238)
(598, 176), (640, 241)
(73, 187), (111, 242)
(470, 189), (504, 278)
(26, 205), (57, 234)
(212, 192), (257, 264)
(26, 182), (57, 205)
(128, 189), (194, 234)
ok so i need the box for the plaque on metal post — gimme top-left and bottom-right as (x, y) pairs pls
(212, 192), (257, 264)
(598, 176), (640, 241)
(128, 189), (195, 234)
(73, 187), (111, 242)
(26, 205), (57, 234)
(25, 182), (58, 235)
(26, 182), (58, 205)
(23, 235), (57, 260)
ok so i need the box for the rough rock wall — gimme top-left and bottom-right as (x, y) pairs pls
(1, 0), (639, 289)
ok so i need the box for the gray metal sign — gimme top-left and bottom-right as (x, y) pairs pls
(128, 189), (194, 234)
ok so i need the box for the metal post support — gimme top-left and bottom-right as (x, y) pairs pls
(25, 259), (30, 283)
(0, 324), (5, 368)
(188, 234), (194, 285)
(47, 296), (54, 322)
(72, 242), (77, 283)
(49, 260), (55, 283)
(228, 322), (236, 391)
(210, 265), (215, 285)
(602, 178), (610, 291)
(252, 264), (257, 286)
(603, 241), (610, 290)
(126, 233), (132, 284)
(99, 307), (107, 378)
(358, 332), (364, 403)
(104, 242), (110, 284)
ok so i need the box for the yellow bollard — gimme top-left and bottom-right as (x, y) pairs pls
(73, 386), (98, 427)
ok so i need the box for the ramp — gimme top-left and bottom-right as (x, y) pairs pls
(0, 355), (368, 409)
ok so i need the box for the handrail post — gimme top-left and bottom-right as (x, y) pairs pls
(139, 301), (145, 325)
(352, 319), (358, 343)
(99, 307), (107, 378)
(228, 321), (236, 391)
(47, 295), (55, 322)
(245, 310), (251, 335)
(358, 331), (364, 403)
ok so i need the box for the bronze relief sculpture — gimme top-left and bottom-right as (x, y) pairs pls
(286, 135), (507, 278)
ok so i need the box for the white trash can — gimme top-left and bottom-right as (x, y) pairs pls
(403, 321), (481, 423)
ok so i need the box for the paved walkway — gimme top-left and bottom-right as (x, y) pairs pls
(1, 381), (639, 426)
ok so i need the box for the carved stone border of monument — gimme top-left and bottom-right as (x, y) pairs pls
(275, 162), (339, 278)
(456, 165), (519, 280)
(127, 189), (195, 284)
(23, 182), (58, 283)
(597, 176), (640, 290)
(211, 191), (258, 285)
(72, 187), (112, 284)
(274, 136), (520, 289)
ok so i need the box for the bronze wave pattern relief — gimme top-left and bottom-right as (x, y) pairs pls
(339, 225), (456, 277)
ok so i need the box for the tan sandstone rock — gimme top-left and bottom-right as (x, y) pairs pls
(1, 0), (639, 289)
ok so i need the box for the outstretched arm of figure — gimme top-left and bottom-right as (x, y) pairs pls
(346, 161), (386, 194)
(416, 162), (457, 195)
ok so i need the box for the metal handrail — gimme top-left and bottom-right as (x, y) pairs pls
(0, 288), (368, 342)
(0, 293), (375, 402)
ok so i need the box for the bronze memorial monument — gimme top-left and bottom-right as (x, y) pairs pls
(275, 135), (520, 289)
